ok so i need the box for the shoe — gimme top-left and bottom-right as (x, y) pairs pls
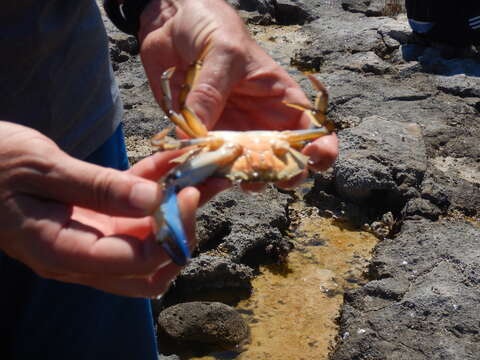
(431, 42), (476, 59)
(407, 31), (431, 47)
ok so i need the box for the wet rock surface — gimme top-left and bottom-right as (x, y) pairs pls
(100, 0), (480, 358)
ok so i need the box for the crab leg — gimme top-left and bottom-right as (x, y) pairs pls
(159, 66), (209, 138)
(154, 143), (243, 266)
(151, 130), (218, 151)
(159, 68), (197, 138)
(284, 74), (336, 132)
(179, 43), (211, 107)
(282, 127), (331, 145)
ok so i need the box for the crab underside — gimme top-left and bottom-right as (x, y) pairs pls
(150, 46), (335, 266)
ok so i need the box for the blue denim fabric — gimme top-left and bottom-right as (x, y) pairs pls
(0, 126), (158, 359)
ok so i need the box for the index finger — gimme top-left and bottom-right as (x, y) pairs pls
(128, 150), (186, 180)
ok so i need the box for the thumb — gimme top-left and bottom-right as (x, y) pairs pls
(18, 150), (163, 217)
(185, 45), (246, 129)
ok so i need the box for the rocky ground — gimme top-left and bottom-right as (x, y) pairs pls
(100, 0), (480, 358)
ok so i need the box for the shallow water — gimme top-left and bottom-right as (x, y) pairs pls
(193, 196), (379, 360)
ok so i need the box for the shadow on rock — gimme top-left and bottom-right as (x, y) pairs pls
(402, 44), (480, 77)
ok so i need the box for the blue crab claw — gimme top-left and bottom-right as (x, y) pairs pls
(157, 186), (191, 266)
(154, 144), (242, 266)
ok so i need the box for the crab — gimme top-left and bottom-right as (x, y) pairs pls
(151, 49), (335, 266)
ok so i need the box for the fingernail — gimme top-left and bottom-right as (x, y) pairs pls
(129, 182), (161, 214)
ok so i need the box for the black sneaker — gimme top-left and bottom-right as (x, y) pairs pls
(431, 42), (476, 59)
(407, 31), (431, 47)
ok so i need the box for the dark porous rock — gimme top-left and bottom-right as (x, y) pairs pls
(377, 19), (412, 50)
(401, 197), (442, 221)
(298, 69), (477, 168)
(290, 52), (324, 72)
(421, 112), (480, 164)
(274, 0), (318, 25)
(332, 116), (427, 210)
(373, 219), (480, 281)
(122, 109), (164, 139)
(297, 70), (431, 131)
(196, 186), (292, 265)
(237, 9), (274, 25)
(159, 255), (254, 308)
(103, 11), (137, 66)
(421, 165), (480, 218)
(109, 46), (130, 64)
(420, 173), (450, 209)
(294, 8), (406, 72)
(344, 277), (410, 311)
(333, 219), (480, 360)
(108, 33), (139, 55)
(157, 302), (249, 356)
(341, 0), (384, 17)
(300, 12), (383, 57)
(226, 0), (276, 24)
(435, 74), (480, 98)
(471, 99), (480, 112)
(336, 51), (393, 74)
(226, 0), (275, 14)
(362, 277), (410, 302)
(341, 0), (370, 14)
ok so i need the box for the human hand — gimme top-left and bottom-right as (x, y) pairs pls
(0, 122), (226, 297)
(138, 0), (338, 191)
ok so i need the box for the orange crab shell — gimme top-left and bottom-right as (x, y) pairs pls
(192, 130), (310, 182)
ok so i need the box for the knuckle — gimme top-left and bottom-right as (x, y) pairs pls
(0, 135), (61, 198)
(219, 41), (244, 58)
(3, 153), (56, 191)
(188, 84), (223, 126)
(91, 169), (119, 212)
(218, 42), (248, 69)
(191, 82), (222, 106)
